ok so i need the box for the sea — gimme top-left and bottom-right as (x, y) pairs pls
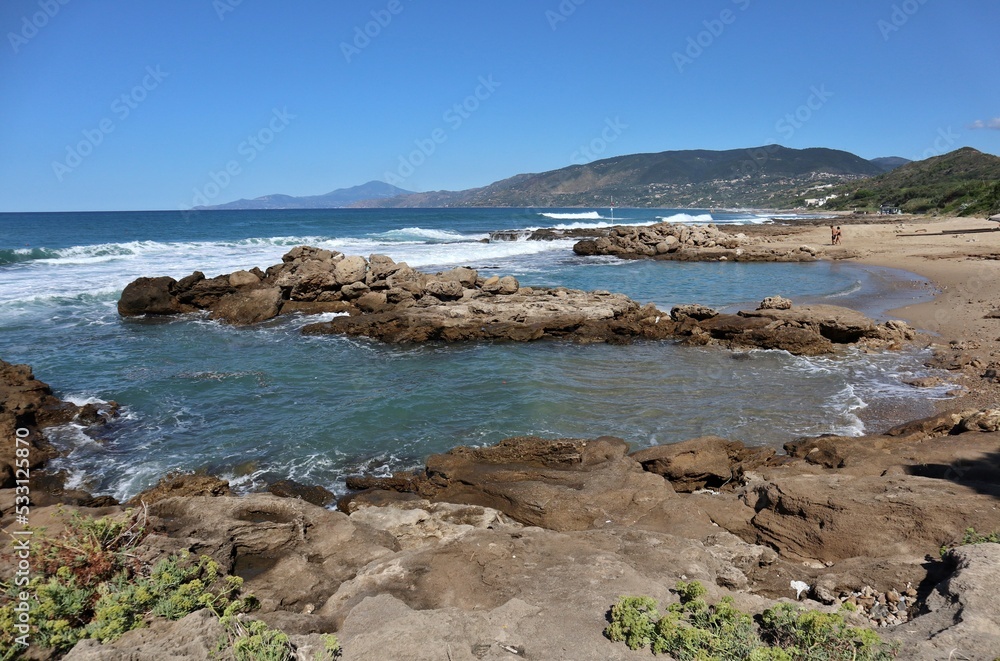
(0, 207), (952, 502)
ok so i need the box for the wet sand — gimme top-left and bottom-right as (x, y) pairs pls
(762, 214), (1000, 410)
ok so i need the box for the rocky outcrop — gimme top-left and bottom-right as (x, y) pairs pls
(573, 222), (821, 262)
(117, 247), (677, 343)
(0, 359), (118, 490)
(669, 299), (916, 356)
(344, 436), (713, 535)
(631, 436), (775, 492)
(345, 415), (1000, 575)
(7, 410), (1000, 659)
(886, 544), (1000, 660)
(126, 472), (232, 507)
(301, 287), (675, 344)
(118, 251), (916, 353)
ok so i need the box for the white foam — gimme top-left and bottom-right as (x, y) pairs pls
(63, 394), (112, 407)
(655, 213), (717, 225)
(375, 227), (489, 243)
(0, 232), (575, 306)
(538, 211), (606, 220)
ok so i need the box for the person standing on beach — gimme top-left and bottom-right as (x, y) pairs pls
(833, 226), (842, 245)
(831, 226), (837, 245)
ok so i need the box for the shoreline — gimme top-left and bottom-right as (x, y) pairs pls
(4, 215), (1000, 659)
(771, 215), (1000, 412)
(706, 213), (1000, 421)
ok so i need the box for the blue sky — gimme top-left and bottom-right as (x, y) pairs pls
(1, 0), (998, 212)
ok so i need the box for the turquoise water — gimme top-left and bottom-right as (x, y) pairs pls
(0, 208), (948, 500)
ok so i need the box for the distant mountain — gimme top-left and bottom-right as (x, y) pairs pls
(353, 145), (885, 209)
(869, 156), (912, 173)
(825, 147), (1000, 216)
(199, 181), (413, 210)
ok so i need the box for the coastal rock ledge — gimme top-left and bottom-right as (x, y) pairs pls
(573, 221), (820, 262)
(118, 247), (914, 354)
(4, 362), (1000, 659)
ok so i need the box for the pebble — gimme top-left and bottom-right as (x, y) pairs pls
(837, 584), (915, 627)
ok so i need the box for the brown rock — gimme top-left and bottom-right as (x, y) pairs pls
(356, 291), (389, 313)
(739, 472), (1000, 563)
(958, 409), (1000, 433)
(0, 360), (81, 486)
(670, 304), (719, 322)
(342, 436), (721, 535)
(209, 287), (283, 325)
(886, 545), (1000, 660)
(147, 494), (397, 614)
(228, 270), (261, 287)
(739, 304), (877, 343)
(340, 281), (370, 300)
(632, 437), (775, 492)
(480, 275), (502, 293)
(267, 479), (336, 508)
(497, 276), (520, 294)
(127, 473), (231, 507)
(758, 296), (793, 310)
(366, 254), (400, 282)
(437, 267), (478, 287)
(424, 280), (464, 301)
(117, 276), (184, 316)
(334, 256), (368, 286)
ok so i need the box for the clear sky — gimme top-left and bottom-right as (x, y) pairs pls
(1, 0), (998, 212)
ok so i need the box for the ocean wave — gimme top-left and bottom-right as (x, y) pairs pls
(655, 213), (717, 225)
(538, 211), (606, 220)
(524, 217), (661, 232)
(0, 247), (61, 265)
(822, 281), (864, 299)
(373, 227), (489, 243)
(1, 236), (334, 267)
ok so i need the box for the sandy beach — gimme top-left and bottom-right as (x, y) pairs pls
(754, 215), (1000, 410)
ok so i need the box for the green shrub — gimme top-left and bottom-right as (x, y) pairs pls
(226, 618), (294, 661)
(940, 527), (1000, 557)
(605, 596), (660, 650)
(605, 581), (897, 660)
(0, 510), (257, 659)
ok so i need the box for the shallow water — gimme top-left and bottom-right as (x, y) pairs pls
(0, 208), (951, 500)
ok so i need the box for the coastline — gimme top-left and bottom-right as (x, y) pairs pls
(757, 214), (1000, 412)
(3, 214), (1000, 659)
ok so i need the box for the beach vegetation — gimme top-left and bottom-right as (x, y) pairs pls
(0, 509), (323, 660)
(605, 581), (897, 660)
(940, 527), (1000, 557)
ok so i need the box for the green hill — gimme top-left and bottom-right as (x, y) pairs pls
(825, 148), (1000, 216)
(359, 145), (885, 209)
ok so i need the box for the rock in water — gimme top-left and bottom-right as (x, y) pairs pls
(209, 287), (283, 325)
(118, 276), (185, 316)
